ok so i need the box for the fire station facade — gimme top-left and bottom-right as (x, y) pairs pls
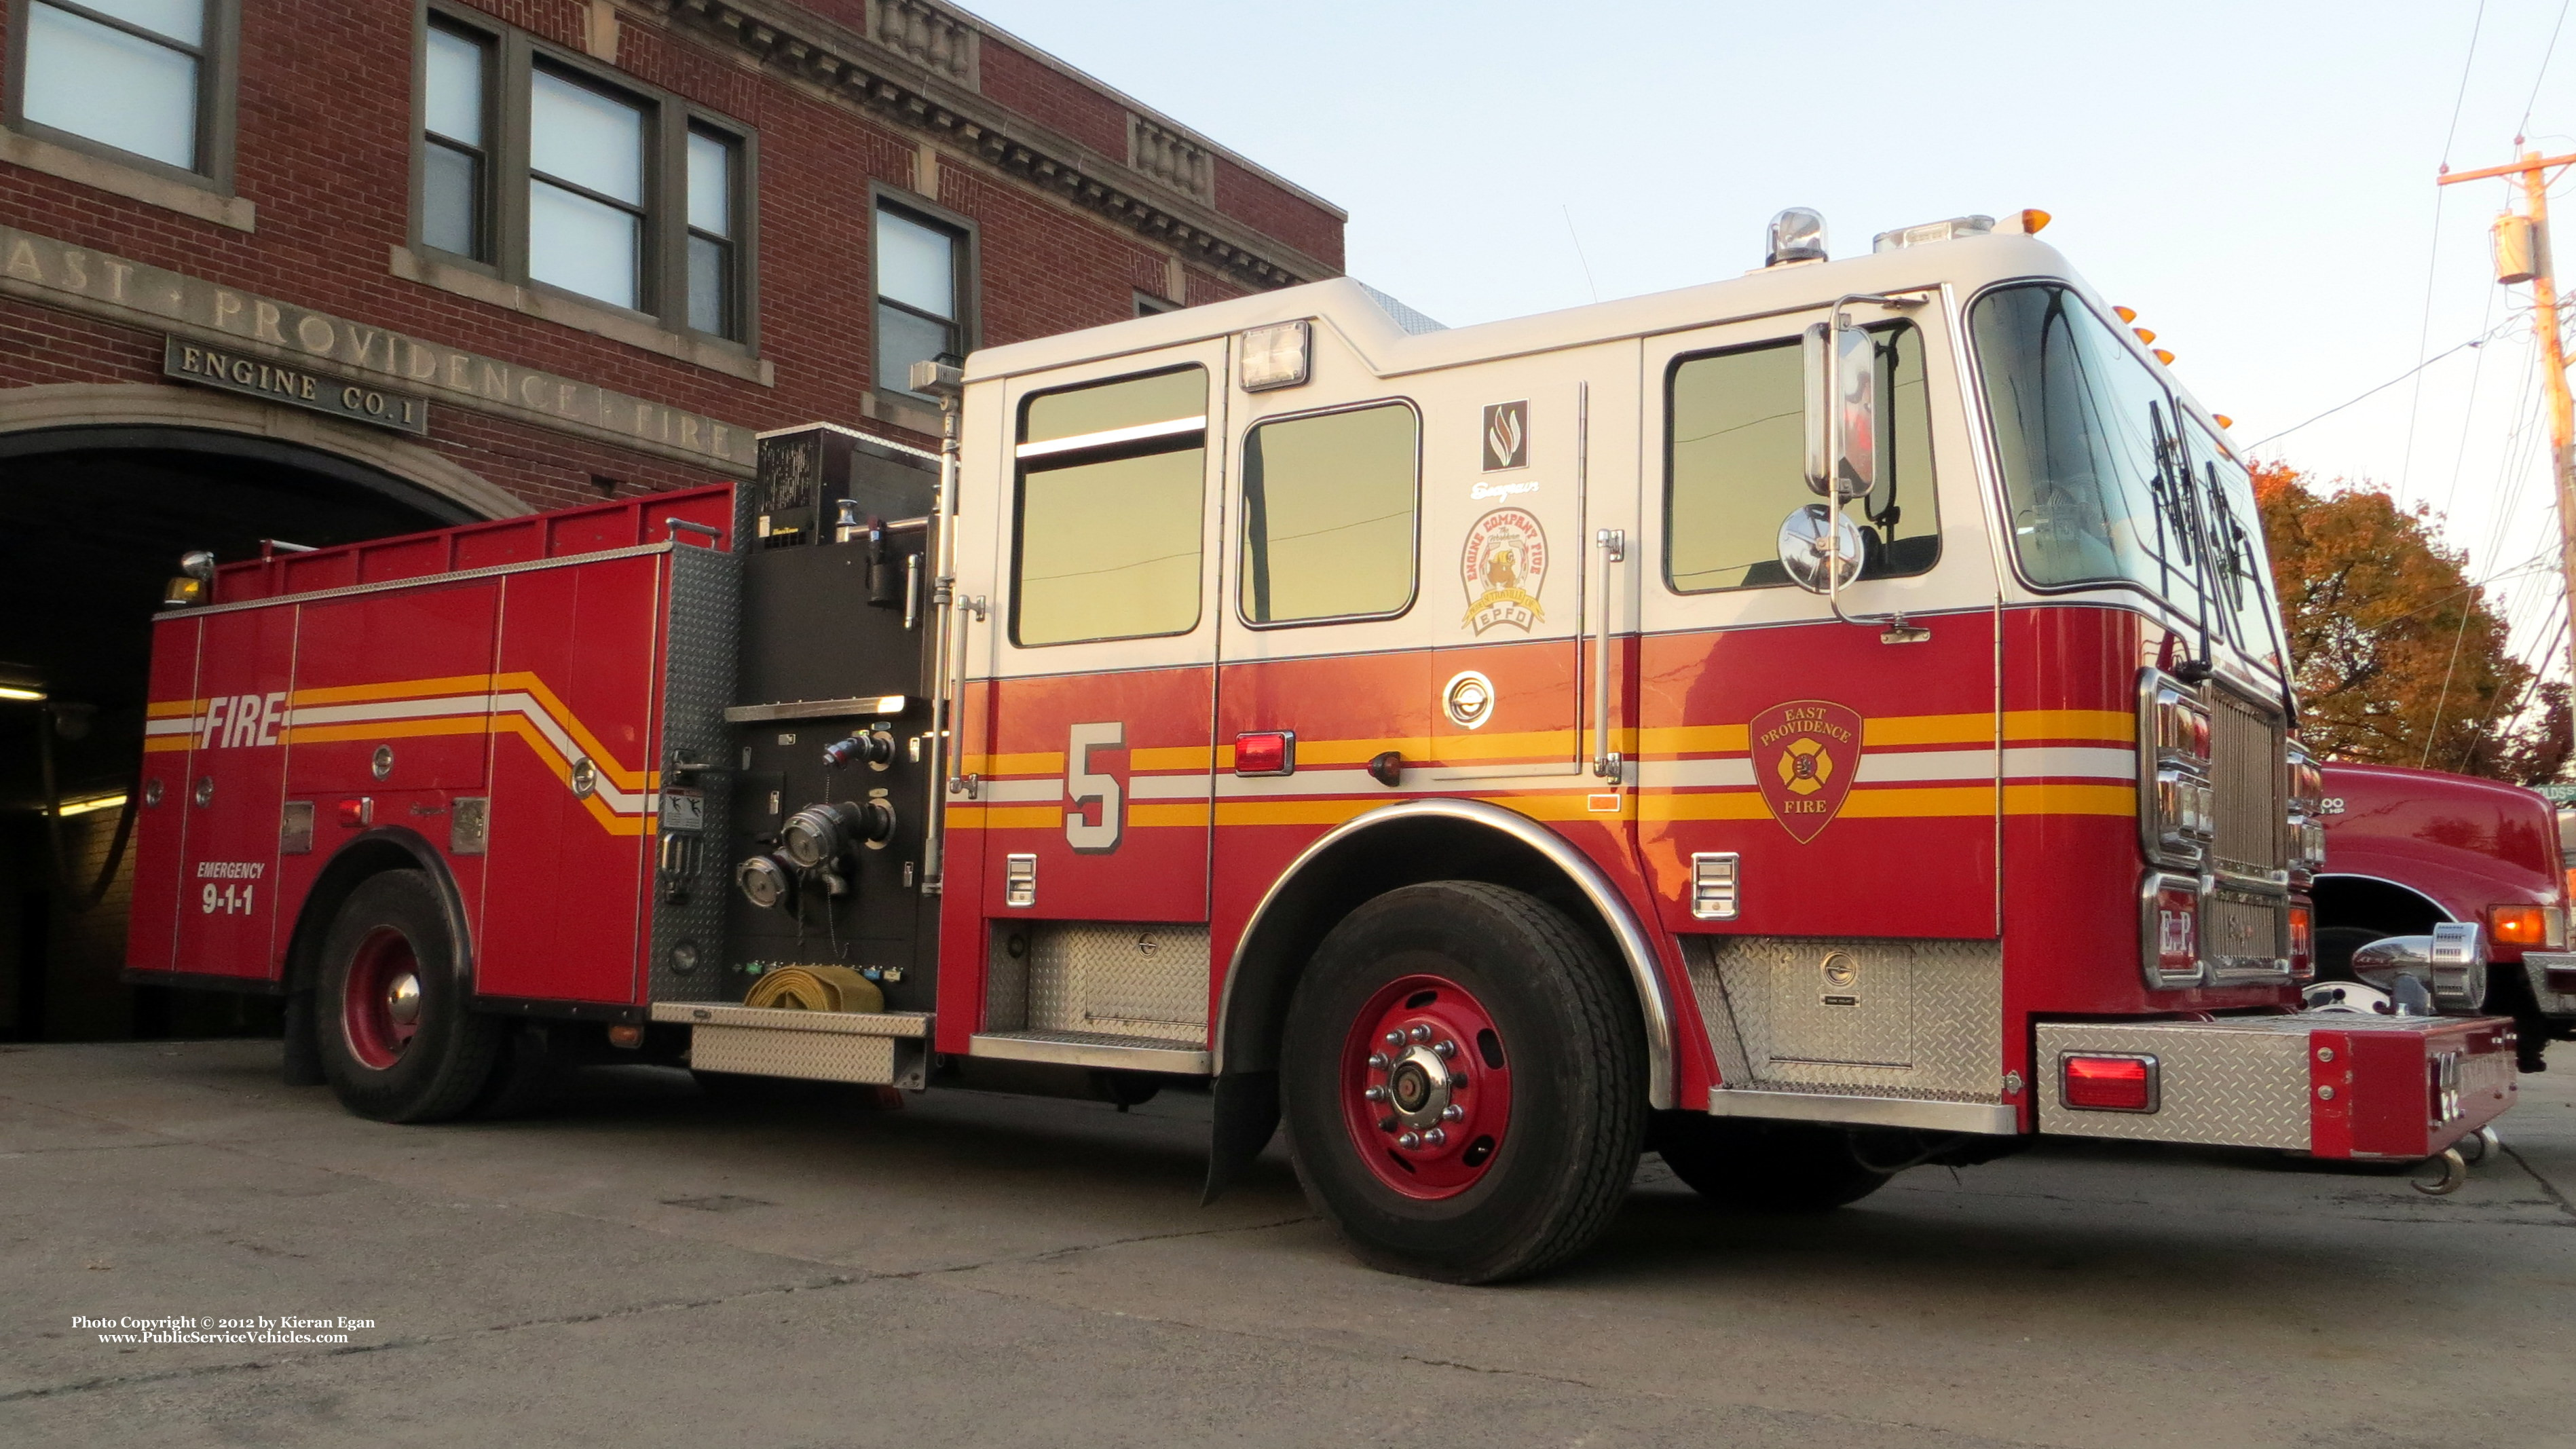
(0, 0), (1343, 1038)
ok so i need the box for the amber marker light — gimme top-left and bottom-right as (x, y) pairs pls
(2153, 349), (2177, 365)
(2133, 328), (2158, 345)
(2214, 414), (2235, 430)
(2488, 903), (2562, 949)
(2020, 208), (2052, 233)
(2114, 305), (2138, 324)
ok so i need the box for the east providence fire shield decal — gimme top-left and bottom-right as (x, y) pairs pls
(1750, 700), (1862, 842)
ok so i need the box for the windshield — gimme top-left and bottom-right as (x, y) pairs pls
(1970, 282), (2283, 671)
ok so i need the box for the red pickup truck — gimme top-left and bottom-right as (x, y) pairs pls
(2315, 761), (2572, 1070)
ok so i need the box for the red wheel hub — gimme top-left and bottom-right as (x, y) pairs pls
(342, 927), (424, 1071)
(1339, 973), (1512, 1199)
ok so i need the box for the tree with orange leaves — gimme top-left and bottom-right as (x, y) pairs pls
(2253, 462), (2562, 783)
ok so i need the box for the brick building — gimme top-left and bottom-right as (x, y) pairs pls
(0, 0), (1344, 1038)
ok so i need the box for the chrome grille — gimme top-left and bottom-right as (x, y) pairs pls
(2209, 688), (2285, 879)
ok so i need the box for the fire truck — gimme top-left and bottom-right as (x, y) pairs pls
(2311, 760), (2573, 1070)
(126, 209), (2519, 1282)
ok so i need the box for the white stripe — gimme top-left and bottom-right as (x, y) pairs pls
(1130, 774), (1215, 800)
(980, 777), (1064, 804)
(1014, 415), (1206, 459)
(1637, 758), (1757, 790)
(145, 717), (196, 737)
(2002, 747), (2135, 780)
(286, 694), (494, 727)
(1856, 749), (1996, 784)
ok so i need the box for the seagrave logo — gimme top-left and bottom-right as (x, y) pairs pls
(1461, 508), (1547, 635)
(1481, 401), (1528, 471)
(1750, 700), (1863, 842)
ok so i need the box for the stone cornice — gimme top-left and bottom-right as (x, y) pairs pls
(648, 0), (1337, 290)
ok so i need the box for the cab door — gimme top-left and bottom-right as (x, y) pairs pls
(970, 343), (1228, 926)
(1634, 299), (2000, 940)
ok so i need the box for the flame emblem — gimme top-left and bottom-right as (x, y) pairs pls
(1480, 401), (1527, 471)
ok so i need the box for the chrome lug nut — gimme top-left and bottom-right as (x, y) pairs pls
(1383, 1030), (1405, 1049)
(1398, 1131), (1422, 1150)
(1432, 1039), (1458, 1058)
(1447, 1074), (1469, 1090)
(1438, 1104), (1463, 1122)
(1408, 1025), (1432, 1043)
(1421, 1128), (1446, 1147)
(1363, 1085), (1388, 1102)
(1366, 1052), (1390, 1070)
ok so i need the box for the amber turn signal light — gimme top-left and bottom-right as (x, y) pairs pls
(2488, 903), (2560, 949)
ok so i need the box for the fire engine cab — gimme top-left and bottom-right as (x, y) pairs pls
(126, 209), (2518, 1282)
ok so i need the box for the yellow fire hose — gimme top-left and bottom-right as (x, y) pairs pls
(742, 964), (884, 1014)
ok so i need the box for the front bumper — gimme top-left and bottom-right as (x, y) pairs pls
(2034, 1013), (2516, 1159)
(2524, 952), (2576, 1018)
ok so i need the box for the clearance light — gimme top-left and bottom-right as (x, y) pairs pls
(2288, 904), (2315, 981)
(2114, 306), (2138, 324)
(1233, 730), (1295, 777)
(0, 684), (45, 702)
(51, 793), (128, 818)
(2154, 348), (2178, 366)
(2133, 328), (2158, 345)
(337, 797), (373, 827)
(2488, 903), (2565, 949)
(2019, 208), (2052, 234)
(2061, 1053), (2159, 1112)
(1238, 321), (1311, 392)
(2214, 414), (2235, 430)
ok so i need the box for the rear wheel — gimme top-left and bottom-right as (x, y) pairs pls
(316, 870), (501, 1123)
(1280, 882), (1645, 1283)
(1654, 1114), (1892, 1211)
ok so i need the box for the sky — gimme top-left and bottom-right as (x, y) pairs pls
(967, 0), (2575, 708)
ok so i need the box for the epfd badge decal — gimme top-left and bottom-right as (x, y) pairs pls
(1461, 508), (1547, 634)
(1750, 700), (1863, 843)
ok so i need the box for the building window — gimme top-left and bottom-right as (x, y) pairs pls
(527, 67), (645, 312)
(686, 128), (738, 337)
(413, 9), (753, 343)
(1239, 402), (1418, 625)
(1135, 291), (1180, 318)
(420, 22), (491, 259)
(10, 0), (233, 180)
(1012, 368), (1208, 647)
(876, 201), (967, 400)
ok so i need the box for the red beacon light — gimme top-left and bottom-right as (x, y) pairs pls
(1233, 730), (1295, 778)
(2061, 1053), (2159, 1112)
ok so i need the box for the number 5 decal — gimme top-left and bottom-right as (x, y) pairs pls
(1066, 721), (1124, 853)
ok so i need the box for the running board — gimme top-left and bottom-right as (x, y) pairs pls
(970, 1029), (1210, 1075)
(1706, 1088), (2017, 1135)
(650, 1002), (931, 1089)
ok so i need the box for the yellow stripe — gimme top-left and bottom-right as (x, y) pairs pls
(1130, 802), (1212, 827)
(2004, 783), (2136, 816)
(493, 672), (650, 791)
(963, 751), (1065, 776)
(1638, 793), (1773, 822)
(1842, 785), (1997, 818)
(1130, 745), (1214, 772)
(146, 698), (204, 719)
(2002, 709), (2134, 744)
(290, 674), (493, 707)
(142, 736), (191, 753)
(1214, 798), (1379, 827)
(1863, 713), (1994, 747)
(284, 717), (490, 746)
(946, 804), (1062, 830)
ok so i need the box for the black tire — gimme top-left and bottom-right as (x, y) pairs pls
(468, 1024), (561, 1119)
(1654, 1114), (1892, 1211)
(316, 870), (502, 1123)
(1280, 881), (1645, 1284)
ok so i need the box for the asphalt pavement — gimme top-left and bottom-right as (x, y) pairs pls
(2, 1038), (2570, 1448)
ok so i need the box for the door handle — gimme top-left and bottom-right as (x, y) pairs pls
(1592, 527), (1624, 781)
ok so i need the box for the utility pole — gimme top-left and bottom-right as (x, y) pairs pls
(2442, 149), (2576, 727)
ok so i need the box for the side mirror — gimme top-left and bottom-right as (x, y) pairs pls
(1776, 504), (1862, 595)
(1804, 320), (1878, 502)
(2351, 922), (2488, 1014)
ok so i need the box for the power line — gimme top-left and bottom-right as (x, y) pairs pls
(2243, 330), (2499, 450)
(2406, 0), (2493, 502)
(2519, 0), (2573, 145)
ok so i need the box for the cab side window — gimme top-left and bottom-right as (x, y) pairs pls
(1011, 366), (1208, 647)
(1239, 401), (1419, 625)
(1665, 322), (1937, 592)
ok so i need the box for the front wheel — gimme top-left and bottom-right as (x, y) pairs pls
(316, 870), (501, 1123)
(1280, 882), (1645, 1283)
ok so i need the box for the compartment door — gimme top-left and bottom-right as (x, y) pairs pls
(171, 606), (298, 981)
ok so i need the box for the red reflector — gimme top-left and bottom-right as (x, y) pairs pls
(337, 798), (371, 827)
(2061, 1054), (2158, 1112)
(1233, 730), (1293, 776)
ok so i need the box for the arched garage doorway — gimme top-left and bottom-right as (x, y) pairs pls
(0, 385), (523, 1041)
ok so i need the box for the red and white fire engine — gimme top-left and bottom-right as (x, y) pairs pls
(126, 209), (2518, 1281)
